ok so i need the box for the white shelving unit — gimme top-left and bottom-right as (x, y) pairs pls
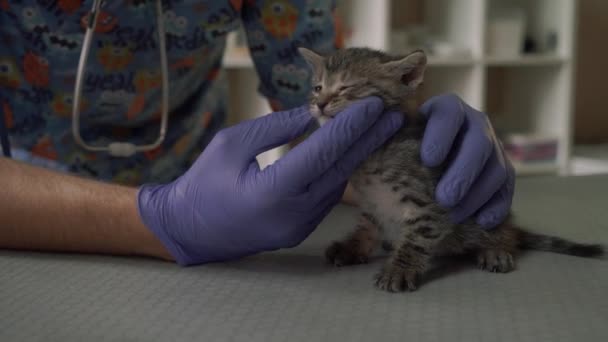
(223, 0), (578, 175)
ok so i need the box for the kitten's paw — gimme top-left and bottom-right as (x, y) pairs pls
(477, 249), (515, 273)
(325, 241), (369, 267)
(374, 265), (419, 292)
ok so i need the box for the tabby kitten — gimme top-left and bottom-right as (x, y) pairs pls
(298, 46), (605, 292)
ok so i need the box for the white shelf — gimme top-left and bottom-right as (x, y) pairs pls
(569, 157), (608, 176)
(484, 54), (569, 66)
(223, 0), (577, 176)
(224, 50), (479, 69)
(223, 52), (569, 69)
(427, 55), (476, 66)
(512, 160), (560, 175)
(387, 0), (576, 176)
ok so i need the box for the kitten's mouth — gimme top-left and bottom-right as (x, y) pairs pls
(314, 111), (339, 126)
(318, 112), (337, 121)
(313, 107), (343, 124)
(311, 104), (347, 123)
(320, 107), (343, 119)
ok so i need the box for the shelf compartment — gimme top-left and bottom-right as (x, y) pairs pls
(485, 64), (572, 174)
(417, 66), (482, 109)
(390, 0), (481, 58)
(486, 0), (575, 57)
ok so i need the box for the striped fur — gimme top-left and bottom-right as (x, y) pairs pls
(300, 47), (605, 292)
(518, 230), (604, 257)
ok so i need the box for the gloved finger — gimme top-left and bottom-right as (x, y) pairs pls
(309, 181), (348, 217)
(447, 148), (508, 224)
(309, 111), (404, 197)
(418, 94), (466, 167)
(435, 117), (494, 208)
(223, 106), (315, 161)
(283, 185), (346, 248)
(264, 97), (387, 192)
(475, 161), (515, 229)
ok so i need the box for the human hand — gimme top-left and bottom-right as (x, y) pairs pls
(137, 97), (404, 265)
(418, 94), (515, 229)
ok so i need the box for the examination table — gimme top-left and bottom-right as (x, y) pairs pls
(1, 175), (607, 341)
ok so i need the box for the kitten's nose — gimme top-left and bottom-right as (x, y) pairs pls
(317, 101), (328, 111)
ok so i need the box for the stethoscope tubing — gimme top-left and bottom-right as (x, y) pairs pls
(71, 0), (169, 157)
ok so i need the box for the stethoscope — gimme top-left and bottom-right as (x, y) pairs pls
(71, 0), (170, 157)
(0, 0), (169, 159)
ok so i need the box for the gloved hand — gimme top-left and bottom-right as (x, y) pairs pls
(418, 94), (515, 229)
(137, 97), (403, 265)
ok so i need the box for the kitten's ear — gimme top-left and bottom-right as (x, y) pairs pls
(298, 47), (325, 72)
(382, 50), (427, 89)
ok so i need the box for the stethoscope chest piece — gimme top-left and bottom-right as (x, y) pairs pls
(72, 0), (169, 157)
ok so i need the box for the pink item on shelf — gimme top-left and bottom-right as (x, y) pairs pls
(503, 134), (558, 162)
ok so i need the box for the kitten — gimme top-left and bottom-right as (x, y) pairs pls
(298, 46), (605, 292)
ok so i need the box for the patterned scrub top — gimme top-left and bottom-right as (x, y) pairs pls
(0, 0), (339, 185)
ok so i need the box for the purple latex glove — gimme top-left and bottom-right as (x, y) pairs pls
(137, 97), (403, 266)
(419, 94), (515, 229)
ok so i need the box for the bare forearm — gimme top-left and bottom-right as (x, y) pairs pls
(0, 157), (173, 261)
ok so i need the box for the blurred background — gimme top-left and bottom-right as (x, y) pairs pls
(223, 0), (608, 178)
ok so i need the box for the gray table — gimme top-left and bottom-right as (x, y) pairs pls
(2, 175), (607, 342)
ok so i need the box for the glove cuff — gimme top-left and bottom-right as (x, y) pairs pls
(136, 183), (194, 266)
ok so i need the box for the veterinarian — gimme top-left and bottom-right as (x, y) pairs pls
(0, 1), (514, 265)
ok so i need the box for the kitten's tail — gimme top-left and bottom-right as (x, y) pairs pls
(517, 230), (605, 258)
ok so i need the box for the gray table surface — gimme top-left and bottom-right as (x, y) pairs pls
(1, 175), (608, 342)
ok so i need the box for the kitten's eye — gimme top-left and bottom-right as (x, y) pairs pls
(314, 85), (322, 93)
